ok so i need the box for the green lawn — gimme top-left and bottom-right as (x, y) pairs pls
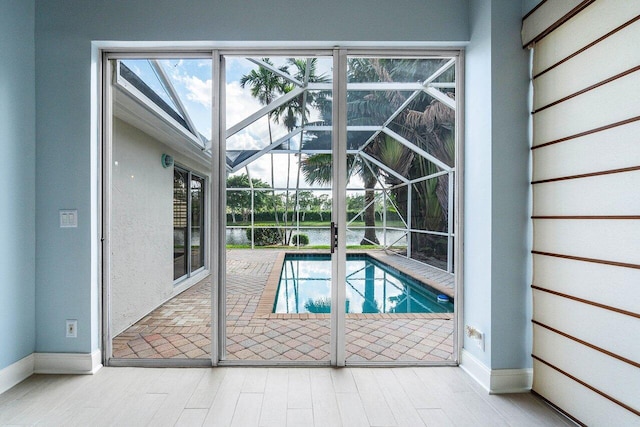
(226, 220), (406, 227)
(226, 244), (404, 250)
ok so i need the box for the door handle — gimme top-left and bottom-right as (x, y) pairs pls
(330, 222), (338, 253)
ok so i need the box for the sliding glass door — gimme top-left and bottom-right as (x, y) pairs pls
(220, 52), (336, 363)
(103, 48), (459, 367)
(174, 166), (206, 282)
(216, 49), (460, 366)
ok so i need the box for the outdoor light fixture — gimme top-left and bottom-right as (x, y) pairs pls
(161, 153), (174, 168)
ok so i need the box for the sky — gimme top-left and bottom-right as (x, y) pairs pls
(120, 56), (368, 190)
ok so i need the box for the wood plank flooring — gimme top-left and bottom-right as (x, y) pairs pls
(0, 367), (574, 426)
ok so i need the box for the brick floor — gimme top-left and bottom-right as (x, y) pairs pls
(112, 249), (455, 362)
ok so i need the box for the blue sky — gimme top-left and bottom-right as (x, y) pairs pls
(120, 56), (357, 189)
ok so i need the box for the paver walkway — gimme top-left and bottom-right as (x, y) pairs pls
(112, 249), (454, 362)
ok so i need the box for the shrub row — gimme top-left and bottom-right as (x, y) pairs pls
(245, 228), (312, 246)
(228, 210), (402, 223)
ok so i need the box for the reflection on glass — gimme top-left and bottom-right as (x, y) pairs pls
(173, 169), (188, 280)
(411, 232), (448, 271)
(191, 175), (205, 271)
(120, 59), (181, 114)
(119, 58), (212, 141)
(347, 58), (450, 83)
(411, 176), (448, 233)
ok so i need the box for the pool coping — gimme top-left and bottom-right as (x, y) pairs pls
(255, 250), (454, 320)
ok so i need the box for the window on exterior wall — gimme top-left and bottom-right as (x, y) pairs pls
(190, 175), (205, 271)
(174, 166), (205, 281)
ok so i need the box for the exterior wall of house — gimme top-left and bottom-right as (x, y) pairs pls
(110, 118), (208, 335)
(0, 0), (36, 371)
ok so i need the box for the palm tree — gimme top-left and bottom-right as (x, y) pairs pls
(348, 58), (456, 260)
(240, 58), (331, 245)
(300, 152), (380, 245)
(241, 57), (456, 258)
(303, 58), (455, 255)
(274, 58), (330, 131)
(239, 59), (288, 242)
(274, 59), (330, 241)
(404, 96), (456, 223)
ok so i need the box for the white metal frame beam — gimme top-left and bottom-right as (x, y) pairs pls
(358, 151), (410, 184)
(150, 59), (207, 146)
(247, 57), (304, 87)
(226, 86), (305, 138)
(331, 48), (347, 367)
(229, 128), (303, 172)
(382, 127), (451, 171)
(114, 64), (203, 149)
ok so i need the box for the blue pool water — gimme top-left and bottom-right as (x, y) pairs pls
(274, 254), (454, 314)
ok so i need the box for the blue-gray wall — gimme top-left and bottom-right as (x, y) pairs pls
(33, 0), (471, 355)
(464, 0), (532, 370)
(0, 0), (36, 370)
(0, 0), (533, 372)
(489, 0), (531, 369)
(464, 0), (494, 367)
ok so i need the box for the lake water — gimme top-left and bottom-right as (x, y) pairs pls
(226, 227), (407, 247)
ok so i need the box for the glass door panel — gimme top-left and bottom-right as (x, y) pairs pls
(107, 56), (212, 363)
(344, 55), (457, 364)
(191, 174), (205, 271)
(174, 168), (189, 280)
(222, 54), (334, 363)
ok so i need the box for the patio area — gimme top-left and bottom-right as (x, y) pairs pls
(112, 249), (454, 362)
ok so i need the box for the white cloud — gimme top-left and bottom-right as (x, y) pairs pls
(225, 81), (262, 127)
(164, 64), (210, 107)
(228, 132), (262, 151)
(181, 75), (211, 107)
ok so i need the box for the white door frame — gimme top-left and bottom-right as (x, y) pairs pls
(213, 48), (462, 367)
(99, 46), (462, 368)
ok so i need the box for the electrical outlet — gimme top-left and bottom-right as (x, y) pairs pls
(476, 331), (485, 351)
(66, 320), (77, 338)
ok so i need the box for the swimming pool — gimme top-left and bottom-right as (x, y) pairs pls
(273, 253), (453, 314)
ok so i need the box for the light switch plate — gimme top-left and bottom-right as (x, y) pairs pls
(59, 209), (78, 228)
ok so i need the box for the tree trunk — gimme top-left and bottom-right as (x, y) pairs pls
(361, 175), (379, 245)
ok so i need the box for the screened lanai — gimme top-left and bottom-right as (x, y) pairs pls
(107, 52), (459, 365)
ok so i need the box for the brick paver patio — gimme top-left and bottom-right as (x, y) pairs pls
(112, 250), (454, 362)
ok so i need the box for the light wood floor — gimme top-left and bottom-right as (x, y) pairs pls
(0, 367), (573, 426)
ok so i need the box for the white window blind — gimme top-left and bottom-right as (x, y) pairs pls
(523, 1), (640, 425)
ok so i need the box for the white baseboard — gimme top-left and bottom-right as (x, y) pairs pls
(34, 349), (102, 374)
(460, 349), (532, 394)
(0, 350), (102, 395)
(0, 354), (35, 395)
(490, 366), (533, 393)
(460, 348), (492, 392)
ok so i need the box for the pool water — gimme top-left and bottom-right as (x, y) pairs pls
(273, 254), (454, 314)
